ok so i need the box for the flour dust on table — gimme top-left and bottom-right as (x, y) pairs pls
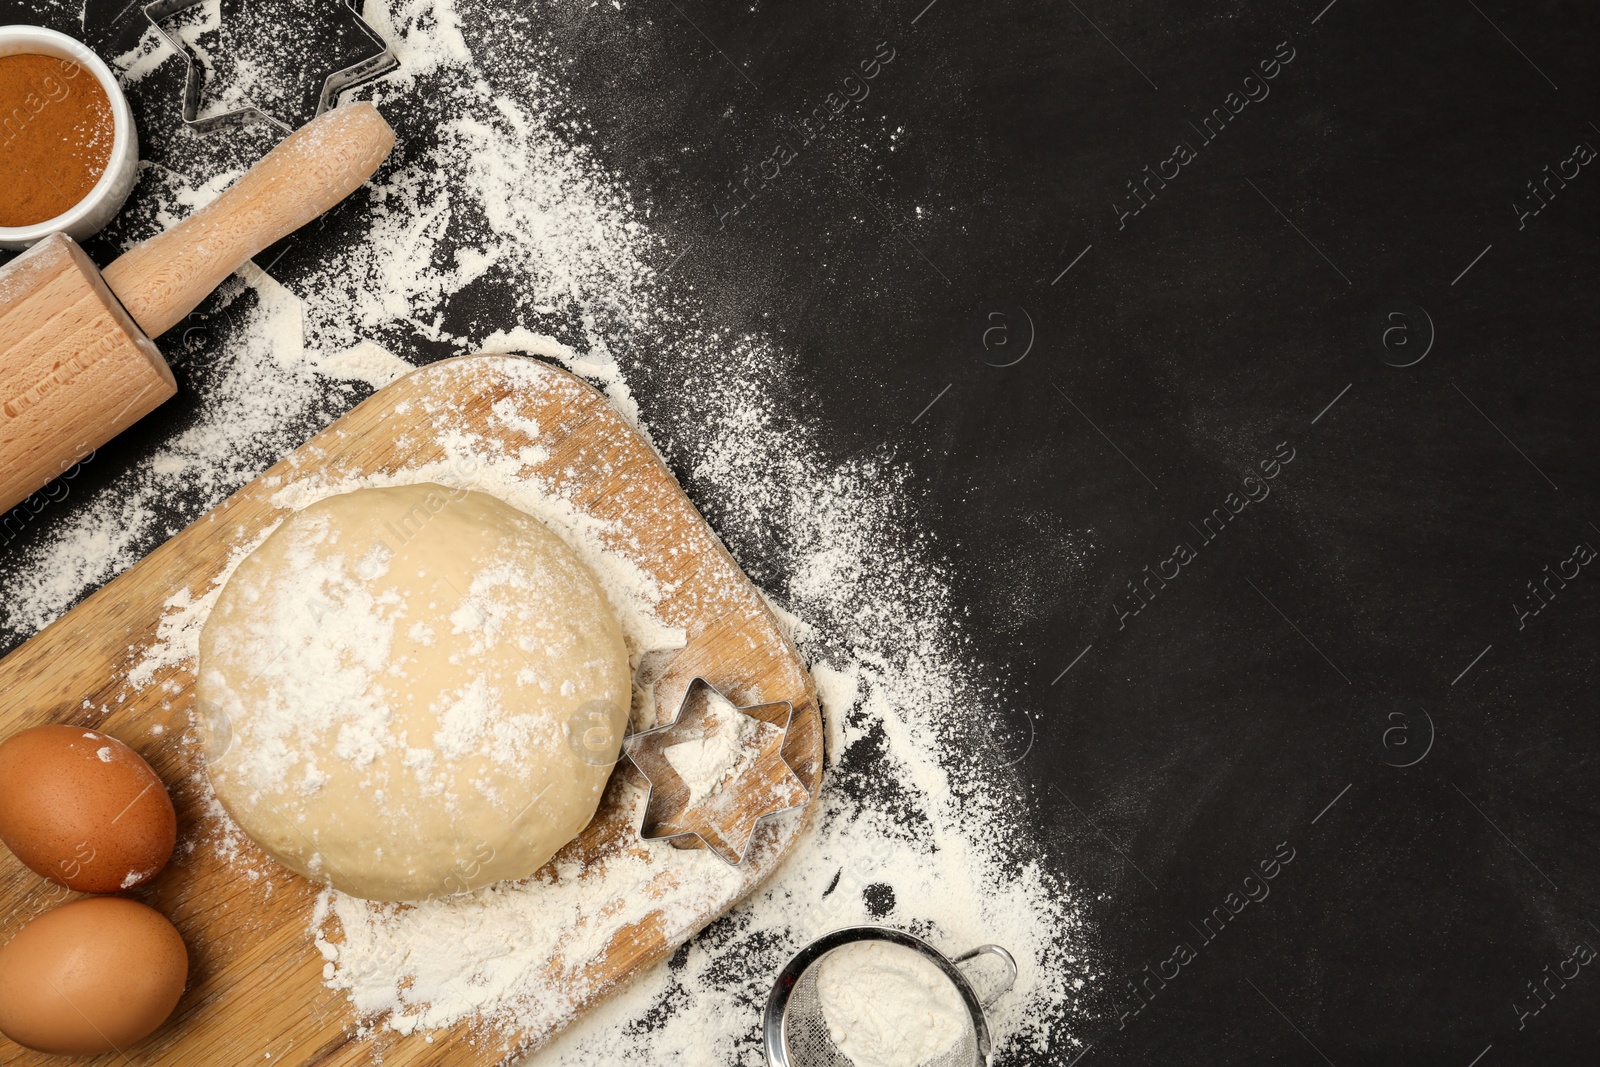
(0, 0), (1099, 1061)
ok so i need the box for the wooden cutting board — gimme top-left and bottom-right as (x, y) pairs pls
(0, 354), (823, 1065)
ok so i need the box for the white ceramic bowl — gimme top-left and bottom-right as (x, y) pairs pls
(0, 25), (140, 251)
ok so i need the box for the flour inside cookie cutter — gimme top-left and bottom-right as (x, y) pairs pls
(623, 677), (812, 866)
(143, 0), (399, 135)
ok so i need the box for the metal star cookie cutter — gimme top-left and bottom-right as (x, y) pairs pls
(623, 677), (812, 866)
(143, 0), (399, 135)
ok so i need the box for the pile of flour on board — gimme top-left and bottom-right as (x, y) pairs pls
(662, 690), (776, 808)
(0, 0), (1099, 1062)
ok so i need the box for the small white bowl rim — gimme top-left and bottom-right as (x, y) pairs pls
(0, 25), (137, 244)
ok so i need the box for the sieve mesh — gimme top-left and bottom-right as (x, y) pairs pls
(782, 943), (979, 1067)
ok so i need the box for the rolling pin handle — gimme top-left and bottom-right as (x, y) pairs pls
(100, 103), (396, 340)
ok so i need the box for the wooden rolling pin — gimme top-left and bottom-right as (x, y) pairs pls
(0, 103), (395, 515)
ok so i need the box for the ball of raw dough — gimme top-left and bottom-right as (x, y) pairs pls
(196, 483), (630, 902)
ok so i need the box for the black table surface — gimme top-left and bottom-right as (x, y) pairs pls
(3, 1), (1597, 1064)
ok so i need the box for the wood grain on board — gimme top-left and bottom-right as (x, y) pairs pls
(0, 354), (823, 1065)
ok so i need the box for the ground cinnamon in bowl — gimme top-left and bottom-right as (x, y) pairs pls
(0, 54), (115, 228)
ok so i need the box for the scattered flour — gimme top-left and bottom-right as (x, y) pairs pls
(120, 867), (156, 889)
(0, 0), (1099, 1062)
(312, 787), (754, 1039)
(316, 340), (415, 388)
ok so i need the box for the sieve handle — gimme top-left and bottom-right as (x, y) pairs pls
(952, 944), (1018, 1008)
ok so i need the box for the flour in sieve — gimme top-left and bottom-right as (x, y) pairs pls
(816, 942), (968, 1067)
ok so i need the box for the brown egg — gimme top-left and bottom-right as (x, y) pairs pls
(0, 724), (176, 893)
(0, 896), (187, 1054)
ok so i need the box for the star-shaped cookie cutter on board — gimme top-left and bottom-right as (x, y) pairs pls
(142, 0), (399, 135)
(623, 678), (812, 866)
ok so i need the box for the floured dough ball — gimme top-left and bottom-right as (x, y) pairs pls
(196, 483), (630, 902)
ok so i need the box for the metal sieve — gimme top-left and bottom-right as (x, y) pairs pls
(764, 926), (1017, 1067)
